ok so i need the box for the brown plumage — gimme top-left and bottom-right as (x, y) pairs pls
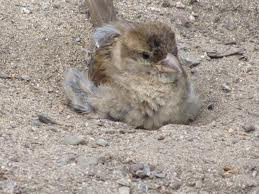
(64, 0), (200, 129)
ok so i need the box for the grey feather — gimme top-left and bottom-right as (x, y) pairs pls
(63, 68), (96, 113)
(93, 25), (120, 48)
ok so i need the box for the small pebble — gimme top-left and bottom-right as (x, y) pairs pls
(242, 125), (256, 133)
(119, 129), (136, 134)
(41, 2), (50, 10)
(118, 186), (130, 194)
(222, 83), (231, 93)
(223, 19), (236, 31)
(153, 172), (166, 178)
(175, 15), (191, 28)
(176, 1), (185, 9)
(158, 135), (165, 140)
(232, 139), (239, 144)
(143, 164), (151, 176)
(47, 127), (58, 132)
(53, 4), (61, 9)
(170, 181), (182, 190)
(191, 11), (199, 17)
(207, 104), (214, 110)
(21, 75), (31, 81)
(21, 7), (32, 14)
(101, 128), (116, 134)
(96, 138), (109, 147)
(117, 178), (131, 187)
(195, 180), (203, 188)
(63, 135), (86, 145)
(129, 163), (144, 176)
(179, 52), (200, 68)
(252, 170), (257, 177)
(210, 121), (216, 127)
(169, 177), (182, 190)
(77, 156), (98, 169)
(31, 119), (41, 127)
(189, 0), (199, 4)
(98, 154), (112, 164)
(189, 15), (196, 22)
(136, 14), (142, 19)
(190, 69), (197, 74)
(38, 114), (57, 124)
(129, 163), (152, 178)
(138, 182), (148, 193)
(57, 153), (77, 166)
(224, 40), (237, 45)
(187, 178), (196, 187)
(75, 37), (81, 43)
(161, 0), (171, 8)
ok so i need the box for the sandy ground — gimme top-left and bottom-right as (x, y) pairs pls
(0, 0), (259, 193)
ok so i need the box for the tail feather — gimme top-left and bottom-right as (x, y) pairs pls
(64, 68), (96, 113)
(86, 0), (117, 27)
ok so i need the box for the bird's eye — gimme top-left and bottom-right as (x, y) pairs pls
(142, 52), (150, 60)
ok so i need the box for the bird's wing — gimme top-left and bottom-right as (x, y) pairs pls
(86, 0), (118, 85)
(86, 0), (138, 86)
(89, 21), (138, 86)
(93, 24), (121, 48)
(88, 33), (118, 86)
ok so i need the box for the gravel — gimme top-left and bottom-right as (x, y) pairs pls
(0, 0), (258, 193)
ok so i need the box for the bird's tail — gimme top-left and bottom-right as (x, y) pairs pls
(63, 68), (96, 113)
(86, 0), (117, 27)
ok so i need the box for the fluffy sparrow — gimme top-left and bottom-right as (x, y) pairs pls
(64, 0), (200, 129)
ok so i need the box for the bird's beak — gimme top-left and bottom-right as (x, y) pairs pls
(158, 53), (183, 73)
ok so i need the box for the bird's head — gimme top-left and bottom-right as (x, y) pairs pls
(110, 22), (187, 84)
(93, 21), (187, 85)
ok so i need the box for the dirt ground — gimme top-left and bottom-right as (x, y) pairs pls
(0, 0), (259, 193)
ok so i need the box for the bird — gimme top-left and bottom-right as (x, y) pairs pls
(63, 0), (200, 130)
